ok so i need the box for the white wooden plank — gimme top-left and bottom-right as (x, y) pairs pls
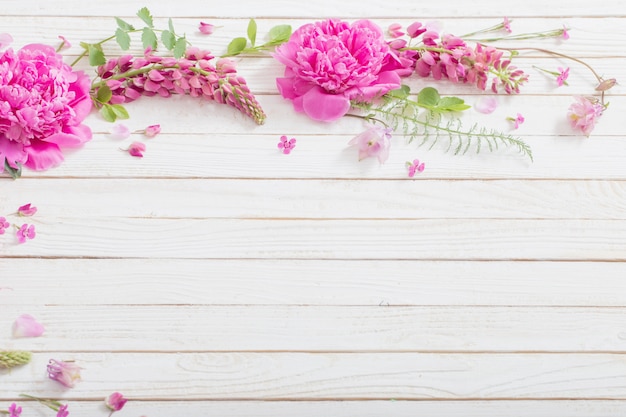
(4, 352), (626, 399)
(1, 218), (625, 260)
(2, 259), (626, 307)
(3, 305), (626, 352)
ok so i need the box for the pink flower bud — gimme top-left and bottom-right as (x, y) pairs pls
(105, 392), (128, 412)
(144, 124), (161, 137)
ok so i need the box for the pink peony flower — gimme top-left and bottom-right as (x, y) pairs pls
(273, 19), (403, 122)
(47, 359), (81, 388)
(0, 44), (92, 173)
(567, 96), (604, 136)
(348, 126), (392, 164)
(12, 313), (45, 337)
(105, 392), (128, 412)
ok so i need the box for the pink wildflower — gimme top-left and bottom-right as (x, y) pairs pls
(278, 135), (296, 154)
(407, 159), (425, 177)
(556, 67), (569, 86)
(567, 96), (604, 136)
(16, 224), (35, 244)
(387, 23), (404, 38)
(47, 359), (81, 388)
(144, 124), (161, 137)
(0, 33), (13, 50)
(508, 113), (525, 129)
(348, 126), (392, 164)
(502, 17), (512, 33)
(127, 142), (146, 158)
(105, 392), (128, 412)
(273, 19), (403, 122)
(406, 22), (427, 38)
(199, 22), (215, 35)
(56, 404), (69, 417)
(562, 26), (570, 40)
(0, 44), (92, 173)
(474, 97), (498, 114)
(0, 216), (9, 234)
(110, 124), (131, 140)
(17, 203), (37, 216)
(8, 403), (22, 417)
(57, 35), (71, 50)
(12, 313), (45, 337)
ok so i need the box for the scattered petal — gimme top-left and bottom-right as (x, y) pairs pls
(57, 35), (71, 50)
(277, 135), (296, 154)
(110, 124), (131, 140)
(144, 124), (161, 137)
(12, 314), (45, 338)
(348, 126), (392, 164)
(407, 159), (426, 177)
(47, 359), (82, 388)
(0, 33), (13, 50)
(56, 404), (69, 417)
(199, 22), (215, 35)
(16, 224), (36, 244)
(105, 392), (128, 412)
(127, 142), (146, 158)
(17, 203), (37, 217)
(474, 97), (498, 114)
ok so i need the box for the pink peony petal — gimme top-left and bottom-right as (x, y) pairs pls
(0, 33), (13, 49)
(474, 97), (499, 114)
(12, 314), (45, 338)
(23, 141), (64, 171)
(301, 88), (351, 122)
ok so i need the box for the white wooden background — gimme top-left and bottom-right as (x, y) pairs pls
(1, 0), (626, 416)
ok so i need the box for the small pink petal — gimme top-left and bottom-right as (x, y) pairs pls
(144, 124), (161, 137)
(58, 35), (71, 49)
(18, 203), (37, 217)
(475, 97), (498, 114)
(199, 22), (215, 35)
(110, 124), (131, 140)
(128, 142), (146, 158)
(0, 33), (13, 49)
(12, 314), (45, 338)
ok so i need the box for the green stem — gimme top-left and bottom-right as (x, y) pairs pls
(463, 28), (566, 42)
(91, 63), (215, 90)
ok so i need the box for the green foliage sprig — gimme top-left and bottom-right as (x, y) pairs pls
(223, 19), (292, 57)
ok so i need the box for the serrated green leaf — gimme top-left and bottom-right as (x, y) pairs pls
(161, 30), (176, 50)
(227, 37), (247, 56)
(87, 44), (106, 66)
(141, 27), (158, 50)
(4, 159), (21, 179)
(268, 25), (292, 42)
(173, 37), (187, 59)
(111, 104), (130, 120)
(115, 16), (135, 31)
(417, 87), (440, 107)
(168, 18), (176, 35)
(136, 7), (154, 28)
(100, 104), (116, 122)
(96, 85), (112, 104)
(115, 28), (131, 50)
(386, 85), (410, 99)
(247, 19), (257, 46)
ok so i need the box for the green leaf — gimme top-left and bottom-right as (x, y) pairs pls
(173, 36), (187, 59)
(95, 85), (112, 104)
(87, 44), (106, 66)
(141, 27), (158, 50)
(247, 19), (257, 46)
(226, 37), (247, 56)
(417, 87), (440, 107)
(111, 104), (130, 120)
(4, 159), (21, 180)
(137, 7), (154, 28)
(100, 104), (117, 122)
(386, 85), (410, 100)
(168, 18), (176, 36)
(268, 24), (291, 43)
(115, 28), (131, 50)
(115, 16), (135, 31)
(437, 97), (471, 112)
(161, 30), (176, 50)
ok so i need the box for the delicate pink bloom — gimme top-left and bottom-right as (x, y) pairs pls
(57, 35), (71, 50)
(127, 142), (146, 158)
(502, 17), (512, 33)
(508, 113), (525, 129)
(273, 19), (403, 122)
(8, 403), (22, 417)
(0, 44), (92, 173)
(406, 21), (427, 38)
(0, 33), (13, 50)
(17, 203), (37, 217)
(144, 124), (161, 137)
(199, 22), (215, 35)
(562, 26), (570, 40)
(348, 126), (392, 164)
(105, 392), (128, 412)
(0, 216), (9, 234)
(278, 135), (296, 154)
(12, 313), (45, 338)
(110, 124), (131, 140)
(556, 67), (569, 86)
(56, 404), (69, 417)
(567, 96), (604, 137)
(16, 224), (36, 244)
(407, 159), (425, 177)
(47, 359), (81, 388)
(387, 23), (404, 38)
(474, 96), (498, 114)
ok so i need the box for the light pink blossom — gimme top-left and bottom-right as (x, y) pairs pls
(127, 142), (146, 158)
(273, 19), (403, 122)
(12, 314), (45, 337)
(16, 224), (36, 244)
(199, 22), (215, 35)
(348, 126), (392, 164)
(105, 392), (128, 412)
(556, 67), (569, 86)
(144, 124), (161, 137)
(502, 17), (512, 33)
(474, 97), (498, 114)
(278, 135), (296, 154)
(406, 22), (426, 38)
(562, 26), (570, 40)
(57, 35), (71, 50)
(47, 359), (81, 388)
(508, 113), (525, 129)
(567, 96), (603, 136)
(387, 23), (404, 38)
(0, 44), (92, 173)
(0, 216), (9, 234)
(8, 403), (22, 417)
(17, 203), (37, 216)
(407, 159), (425, 177)
(56, 404), (69, 417)
(0, 33), (13, 50)
(110, 124), (131, 140)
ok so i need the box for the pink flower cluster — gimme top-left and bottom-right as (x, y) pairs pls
(0, 44), (92, 173)
(95, 47), (266, 124)
(273, 19), (404, 122)
(0, 203), (37, 243)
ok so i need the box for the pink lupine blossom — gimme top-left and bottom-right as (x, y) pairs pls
(144, 124), (161, 137)
(12, 314), (45, 337)
(387, 23), (404, 38)
(406, 22), (427, 38)
(199, 22), (215, 35)
(277, 135), (296, 154)
(407, 159), (425, 177)
(47, 359), (81, 388)
(567, 96), (604, 136)
(16, 224), (36, 243)
(0, 44), (92, 173)
(562, 26), (570, 40)
(17, 203), (37, 216)
(105, 392), (128, 412)
(348, 126), (392, 164)
(127, 142), (146, 158)
(273, 19), (403, 122)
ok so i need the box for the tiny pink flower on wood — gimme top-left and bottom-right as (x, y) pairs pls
(127, 142), (146, 158)
(562, 26), (570, 40)
(199, 22), (215, 35)
(502, 17), (512, 33)
(407, 159), (425, 177)
(567, 96), (604, 137)
(16, 224), (36, 244)
(0, 216), (9, 234)
(47, 359), (81, 388)
(12, 314), (45, 338)
(144, 124), (161, 137)
(56, 404), (69, 417)
(8, 403), (22, 417)
(556, 67), (569, 86)
(387, 23), (404, 38)
(278, 135), (296, 154)
(507, 113), (525, 129)
(57, 35), (71, 50)
(348, 126), (392, 164)
(17, 203), (37, 217)
(105, 392), (128, 412)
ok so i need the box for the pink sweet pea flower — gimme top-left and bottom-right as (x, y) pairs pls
(16, 224), (36, 243)
(406, 22), (426, 38)
(127, 142), (146, 158)
(273, 19), (403, 122)
(199, 22), (215, 35)
(12, 314), (45, 338)
(18, 203), (37, 217)
(144, 124), (161, 137)
(105, 392), (128, 412)
(506, 113), (525, 129)
(567, 96), (604, 136)
(47, 359), (81, 388)
(387, 23), (404, 38)
(56, 404), (69, 417)
(348, 126), (392, 164)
